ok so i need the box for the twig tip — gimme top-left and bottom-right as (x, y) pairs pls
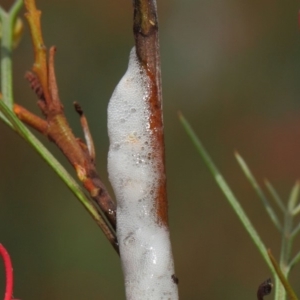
(177, 110), (183, 119)
(74, 102), (83, 116)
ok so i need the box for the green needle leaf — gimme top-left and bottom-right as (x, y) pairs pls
(178, 111), (275, 274)
(289, 250), (300, 270)
(264, 179), (286, 213)
(293, 203), (300, 216)
(290, 222), (300, 240)
(235, 152), (282, 232)
(288, 181), (300, 214)
(0, 0), (23, 109)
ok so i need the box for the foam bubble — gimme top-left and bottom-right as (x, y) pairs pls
(107, 47), (178, 300)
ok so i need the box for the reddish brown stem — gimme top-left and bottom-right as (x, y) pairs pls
(21, 62), (117, 232)
(133, 0), (168, 225)
(16, 101), (117, 231)
(14, 104), (48, 134)
(47, 47), (62, 111)
(24, 0), (50, 103)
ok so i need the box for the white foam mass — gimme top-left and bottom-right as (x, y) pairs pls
(107, 47), (178, 300)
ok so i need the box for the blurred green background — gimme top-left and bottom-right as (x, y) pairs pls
(1, 0), (300, 299)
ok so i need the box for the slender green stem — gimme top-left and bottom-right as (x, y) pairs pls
(292, 203), (300, 216)
(290, 222), (300, 240)
(178, 112), (275, 274)
(264, 182), (300, 299)
(276, 210), (291, 300)
(276, 184), (299, 299)
(288, 182), (300, 214)
(289, 250), (300, 270)
(9, 0), (24, 26)
(235, 153), (282, 232)
(265, 179), (286, 213)
(275, 275), (285, 300)
(0, 0), (23, 109)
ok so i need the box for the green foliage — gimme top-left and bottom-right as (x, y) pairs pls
(179, 112), (300, 300)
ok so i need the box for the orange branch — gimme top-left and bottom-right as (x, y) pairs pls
(47, 47), (62, 111)
(16, 0), (118, 235)
(24, 0), (50, 103)
(13, 104), (48, 134)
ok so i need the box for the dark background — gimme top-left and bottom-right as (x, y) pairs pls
(1, 0), (300, 299)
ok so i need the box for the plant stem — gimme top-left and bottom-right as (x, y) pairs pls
(275, 184), (298, 300)
(268, 250), (298, 300)
(133, 0), (168, 225)
(0, 0), (23, 109)
(289, 250), (300, 270)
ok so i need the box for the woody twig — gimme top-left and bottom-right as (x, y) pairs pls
(133, 0), (168, 225)
(14, 0), (118, 250)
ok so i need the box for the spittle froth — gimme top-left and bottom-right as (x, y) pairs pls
(107, 47), (178, 300)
